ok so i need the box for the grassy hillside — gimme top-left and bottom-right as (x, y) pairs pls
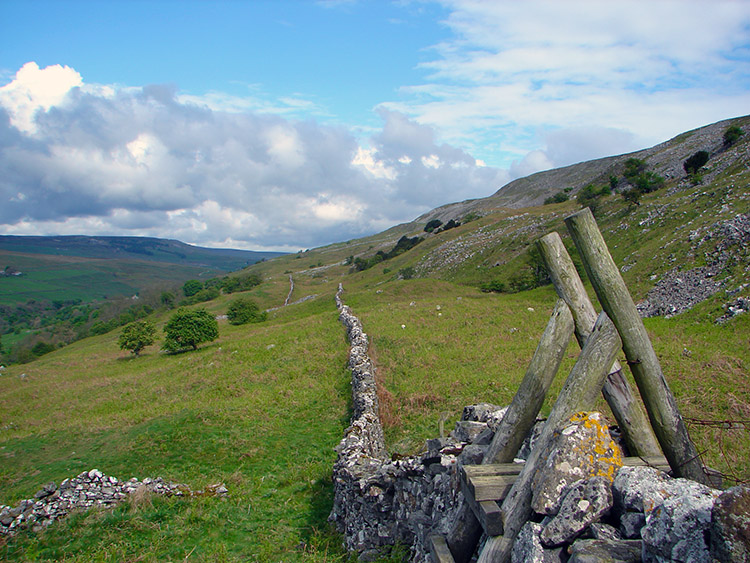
(1, 116), (749, 561)
(0, 236), (285, 306)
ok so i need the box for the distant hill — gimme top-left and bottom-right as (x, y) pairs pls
(0, 236), (286, 305)
(0, 236), (285, 271)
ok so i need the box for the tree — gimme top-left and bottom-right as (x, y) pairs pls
(723, 125), (743, 147)
(226, 298), (267, 325)
(162, 308), (218, 352)
(424, 219), (443, 233)
(160, 291), (175, 308)
(182, 280), (203, 297)
(118, 320), (156, 357)
(683, 150), (709, 175)
(622, 188), (642, 207)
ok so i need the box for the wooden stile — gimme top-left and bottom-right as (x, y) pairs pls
(445, 300), (574, 561)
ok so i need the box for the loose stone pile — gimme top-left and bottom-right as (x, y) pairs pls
(0, 469), (227, 537)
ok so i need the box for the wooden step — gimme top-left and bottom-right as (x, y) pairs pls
(429, 534), (456, 563)
(459, 456), (670, 536)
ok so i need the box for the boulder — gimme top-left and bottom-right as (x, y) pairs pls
(567, 538), (643, 563)
(640, 480), (720, 562)
(511, 521), (565, 563)
(531, 412), (623, 516)
(451, 420), (489, 443)
(710, 485), (750, 563)
(540, 476), (613, 546)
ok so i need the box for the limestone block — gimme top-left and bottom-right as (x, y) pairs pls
(531, 412), (623, 516)
(540, 476), (614, 546)
(619, 511), (646, 539)
(641, 481), (720, 563)
(567, 538), (643, 563)
(710, 485), (750, 563)
(451, 420), (489, 443)
(510, 521), (565, 563)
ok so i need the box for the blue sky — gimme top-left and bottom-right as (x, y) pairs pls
(1, 0), (749, 251)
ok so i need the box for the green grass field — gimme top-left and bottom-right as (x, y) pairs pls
(2, 271), (748, 561)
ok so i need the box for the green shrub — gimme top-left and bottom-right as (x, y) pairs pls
(623, 157), (647, 179)
(118, 320), (156, 357)
(683, 150), (710, 175)
(226, 298), (267, 325)
(182, 280), (203, 297)
(424, 219), (443, 233)
(622, 188), (642, 206)
(544, 192), (569, 205)
(398, 267), (415, 280)
(31, 341), (56, 357)
(480, 280), (506, 293)
(162, 308), (218, 353)
(723, 125), (743, 147)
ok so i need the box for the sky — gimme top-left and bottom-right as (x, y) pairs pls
(1, 0), (749, 252)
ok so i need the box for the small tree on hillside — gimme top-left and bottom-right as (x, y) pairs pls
(182, 280), (203, 298)
(226, 298), (267, 325)
(162, 308), (218, 353)
(683, 150), (710, 175)
(723, 125), (743, 147)
(118, 320), (156, 357)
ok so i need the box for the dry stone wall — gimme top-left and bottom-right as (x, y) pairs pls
(330, 284), (466, 562)
(329, 286), (750, 562)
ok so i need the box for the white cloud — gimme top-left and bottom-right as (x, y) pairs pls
(352, 146), (397, 180)
(391, 0), (750, 168)
(0, 62), (82, 133)
(0, 63), (505, 250)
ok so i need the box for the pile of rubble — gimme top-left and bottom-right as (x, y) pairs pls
(0, 469), (227, 537)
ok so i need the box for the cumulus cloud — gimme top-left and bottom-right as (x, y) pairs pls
(0, 63), (505, 250)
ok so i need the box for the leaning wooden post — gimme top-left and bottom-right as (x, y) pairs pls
(478, 312), (622, 563)
(447, 300), (575, 562)
(537, 232), (662, 458)
(564, 208), (708, 484)
(485, 299), (575, 464)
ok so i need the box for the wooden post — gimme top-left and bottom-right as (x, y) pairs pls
(564, 208), (708, 484)
(485, 299), (575, 464)
(478, 312), (622, 563)
(447, 300), (574, 562)
(537, 232), (662, 458)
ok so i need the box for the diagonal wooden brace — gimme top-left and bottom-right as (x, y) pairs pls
(537, 231), (662, 458)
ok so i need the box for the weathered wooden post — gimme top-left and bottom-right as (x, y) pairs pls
(537, 232), (662, 458)
(484, 300), (575, 464)
(477, 312), (622, 563)
(564, 208), (708, 484)
(446, 300), (575, 561)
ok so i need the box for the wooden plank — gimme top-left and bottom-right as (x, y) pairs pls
(469, 475), (515, 502)
(478, 500), (503, 537)
(565, 208), (709, 485)
(537, 231), (663, 459)
(429, 534), (457, 563)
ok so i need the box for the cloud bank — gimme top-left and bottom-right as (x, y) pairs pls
(0, 63), (506, 250)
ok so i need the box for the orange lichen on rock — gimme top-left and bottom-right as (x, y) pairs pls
(531, 411), (624, 515)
